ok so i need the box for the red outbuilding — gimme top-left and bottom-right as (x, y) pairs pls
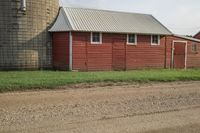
(194, 31), (200, 39)
(167, 35), (200, 69)
(50, 7), (200, 71)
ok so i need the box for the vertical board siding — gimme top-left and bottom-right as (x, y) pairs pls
(173, 42), (186, 69)
(52, 32), (69, 70)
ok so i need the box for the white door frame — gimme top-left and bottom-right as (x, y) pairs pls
(172, 40), (188, 69)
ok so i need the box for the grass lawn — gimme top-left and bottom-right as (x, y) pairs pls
(1, 69), (200, 92)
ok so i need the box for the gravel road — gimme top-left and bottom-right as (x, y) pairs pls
(0, 81), (200, 133)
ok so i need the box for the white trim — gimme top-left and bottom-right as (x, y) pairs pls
(171, 42), (174, 68)
(172, 40), (188, 69)
(151, 35), (160, 45)
(191, 43), (198, 53)
(69, 32), (73, 71)
(91, 32), (102, 44)
(185, 42), (188, 70)
(127, 34), (137, 45)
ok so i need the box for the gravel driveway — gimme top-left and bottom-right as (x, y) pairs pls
(0, 81), (200, 133)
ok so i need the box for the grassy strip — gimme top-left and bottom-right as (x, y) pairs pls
(0, 69), (200, 92)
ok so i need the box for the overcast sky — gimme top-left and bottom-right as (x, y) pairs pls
(60, 0), (200, 36)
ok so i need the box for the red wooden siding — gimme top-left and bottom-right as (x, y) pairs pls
(87, 34), (113, 71)
(186, 41), (200, 68)
(72, 33), (88, 71)
(52, 32), (200, 71)
(126, 35), (168, 69)
(167, 36), (200, 68)
(165, 36), (172, 68)
(72, 32), (113, 71)
(173, 42), (186, 69)
(71, 32), (170, 71)
(52, 32), (69, 70)
(112, 38), (126, 70)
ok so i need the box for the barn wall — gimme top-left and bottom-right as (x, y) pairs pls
(165, 36), (173, 68)
(72, 32), (88, 71)
(126, 35), (169, 69)
(187, 41), (200, 68)
(87, 33), (114, 71)
(72, 32), (113, 71)
(167, 36), (200, 68)
(52, 33), (200, 71)
(72, 32), (169, 71)
(52, 32), (70, 70)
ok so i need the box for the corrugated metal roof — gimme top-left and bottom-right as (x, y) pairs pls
(174, 35), (200, 43)
(49, 9), (73, 32)
(49, 7), (172, 35)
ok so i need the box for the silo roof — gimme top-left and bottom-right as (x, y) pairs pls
(49, 7), (172, 35)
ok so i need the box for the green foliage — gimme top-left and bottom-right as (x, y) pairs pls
(0, 69), (200, 92)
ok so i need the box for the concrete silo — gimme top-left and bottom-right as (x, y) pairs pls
(0, 0), (59, 70)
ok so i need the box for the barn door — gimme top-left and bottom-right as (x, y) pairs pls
(112, 39), (126, 70)
(72, 34), (88, 71)
(173, 42), (187, 69)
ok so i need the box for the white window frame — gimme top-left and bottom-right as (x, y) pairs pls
(151, 35), (160, 45)
(91, 32), (102, 44)
(127, 34), (137, 45)
(192, 43), (198, 53)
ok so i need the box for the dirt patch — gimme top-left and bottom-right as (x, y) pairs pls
(142, 123), (200, 133)
(0, 81), (200, 133)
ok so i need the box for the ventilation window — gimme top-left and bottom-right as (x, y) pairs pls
(127, 34), (137, 45)
(192, 43), (198, 53)
(91, 32), (102, 44)
(151, 35), (160, 45)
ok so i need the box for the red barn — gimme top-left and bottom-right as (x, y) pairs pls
(167, 35), (200, 69)
(49, 7), (200, 71)
(194, 31), (200, 39)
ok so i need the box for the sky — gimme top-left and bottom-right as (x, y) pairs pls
(59, 0), (200, 36)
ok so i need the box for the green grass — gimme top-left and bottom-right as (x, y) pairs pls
(1, 69), (200, 92)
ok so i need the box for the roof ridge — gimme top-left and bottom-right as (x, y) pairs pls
(62, 6), (151, 16)
(62, 8), (75, 30)
(151, 15), (173, 34)
(50, 6), (172, 35)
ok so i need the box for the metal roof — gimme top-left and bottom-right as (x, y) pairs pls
(49, 7), (172, 35)
(174, 34), (200, 43)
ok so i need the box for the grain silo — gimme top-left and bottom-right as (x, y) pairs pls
(0, 0), (59, 70)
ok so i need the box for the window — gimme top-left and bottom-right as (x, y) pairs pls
(91, 32), (102, 44)
(127, 34), (137, 45)
(151, 35), (160, 45)
(192, 43), (198, 53)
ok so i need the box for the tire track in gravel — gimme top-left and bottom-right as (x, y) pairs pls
(0, 81), (200, 133)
